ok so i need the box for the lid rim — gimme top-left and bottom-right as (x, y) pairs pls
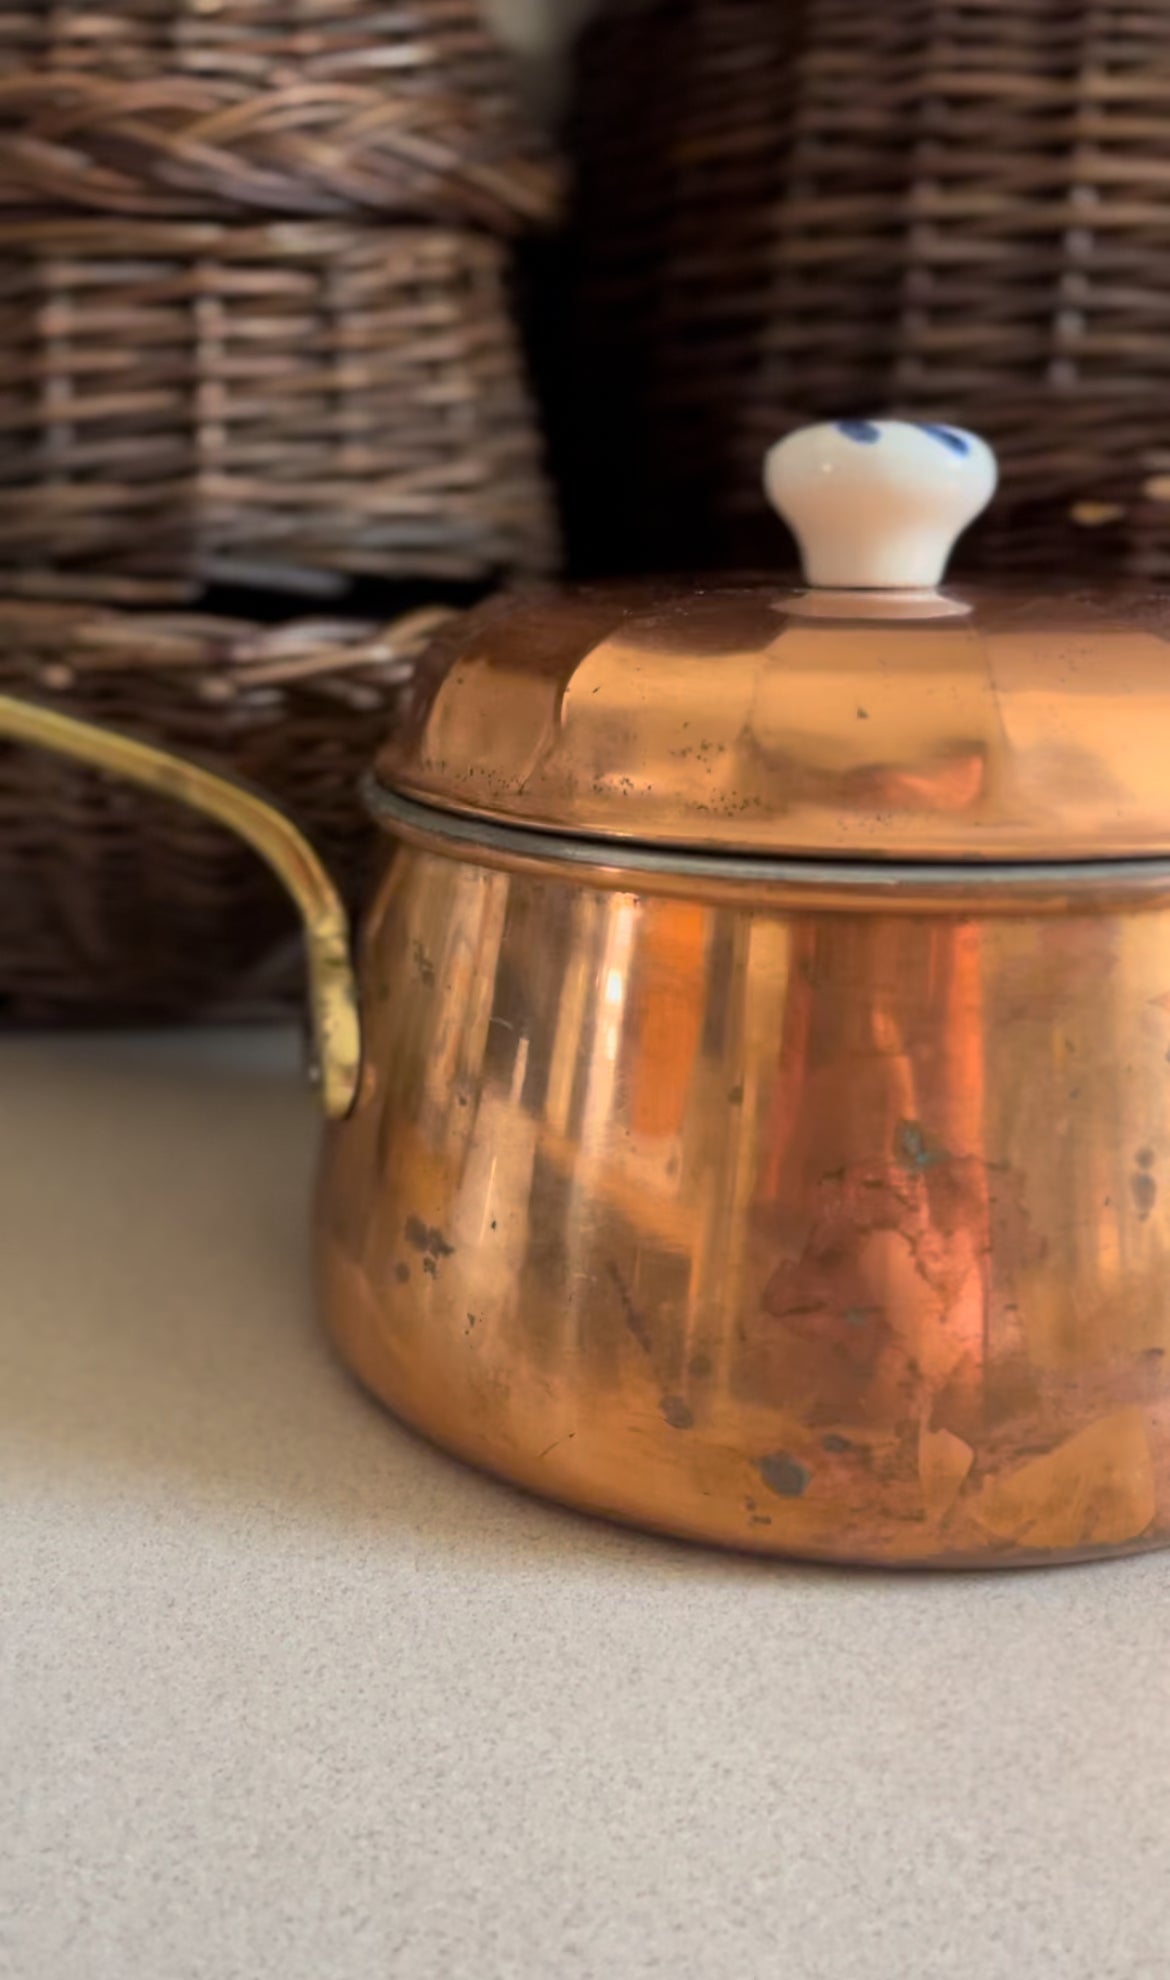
(367, 780), (1170, 896)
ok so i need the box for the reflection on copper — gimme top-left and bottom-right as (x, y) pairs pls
(628, 901), (708, 1142)
(378, 581), (1170, 858)
(450, 1032), (537, 1330)
(578, 895), (637, 1150)
(319, 830), (1170, 1567)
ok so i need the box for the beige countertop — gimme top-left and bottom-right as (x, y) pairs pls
(3, 1029), (1170, 1980)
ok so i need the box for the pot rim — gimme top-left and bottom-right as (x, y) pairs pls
(365, 780), (1170, 916)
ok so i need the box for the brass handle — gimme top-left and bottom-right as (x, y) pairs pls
(0, 693), (360, 1118)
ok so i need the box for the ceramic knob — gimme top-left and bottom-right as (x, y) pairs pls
(763, 418), (998, 589)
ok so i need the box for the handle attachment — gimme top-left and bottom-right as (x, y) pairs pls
(764, 418), (998, 588)
(0, 693), (360, 1118)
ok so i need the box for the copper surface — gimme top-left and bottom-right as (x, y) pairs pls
(318, 805), (1170, 1566)
(377, 582), (1170, 861)
(0, 694), (361, 1117)
(4, 666), (1168, 1566)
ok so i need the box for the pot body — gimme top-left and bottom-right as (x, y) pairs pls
(317, 805), (1170, 1566)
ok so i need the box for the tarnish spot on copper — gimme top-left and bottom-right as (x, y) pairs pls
(758, 1451), (811, 1498)
(1133, 1147), (1157, 1221)
(660, 1395), (694, 1430)
(404, 1216), (455, 1259)
(607, 1259), (652, 1353)
(894, 1119), (948, 1171)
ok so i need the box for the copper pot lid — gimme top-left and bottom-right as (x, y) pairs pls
(377, 420), (1170, 863)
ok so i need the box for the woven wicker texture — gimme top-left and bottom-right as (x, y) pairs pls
(0, 597), (450, 1022)
(0, 217), (559, 600)
(0, 0), (561, 229)
(568, 0), (1170, 579)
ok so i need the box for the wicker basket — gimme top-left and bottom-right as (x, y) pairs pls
(0, 596), (452, 1022)
(0, 216), (559, 602)
(568, 0), (1170, 581)
(0, 0), (561, 230)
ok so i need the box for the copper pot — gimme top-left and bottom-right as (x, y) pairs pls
(7, 420), (1170, 1568)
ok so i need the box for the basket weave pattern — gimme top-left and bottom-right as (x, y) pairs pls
(0, 0), (561, 229)
(570, 0), (1170, 579)
(0, 0), (510, 80)
(0, 218), (558, 599)
(0, 2), (559, 1023)
(0, 598), (451, 1021)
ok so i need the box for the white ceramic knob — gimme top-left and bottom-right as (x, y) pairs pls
(763, 418), (998, 589)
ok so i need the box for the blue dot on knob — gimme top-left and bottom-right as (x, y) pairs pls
(836, 419), (882, 444)
(916, 423), (970, 457)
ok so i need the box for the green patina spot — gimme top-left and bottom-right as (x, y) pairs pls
(895, 1119), (947, 1172)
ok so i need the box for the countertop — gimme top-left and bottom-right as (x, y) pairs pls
(3, 1029), (1170, 1980)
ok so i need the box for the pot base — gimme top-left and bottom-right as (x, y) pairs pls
(318, 1216), (1170, 1569)
(321, 1289), (1167, 1569)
